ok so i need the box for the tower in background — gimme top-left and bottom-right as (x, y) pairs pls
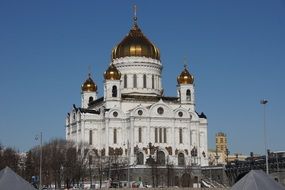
(216, 132), (228, 154)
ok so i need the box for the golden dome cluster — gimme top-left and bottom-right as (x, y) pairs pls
(177, 66), (194, 84)
(111, 23), (160, 60)
(81, 73), (97, 92)
(104, 64), (121, 80)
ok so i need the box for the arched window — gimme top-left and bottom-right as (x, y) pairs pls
(186, 89), (191, 101)
(112, 85), (117, 97)
(89, 96), (94, 103)
(155, 128), (158, 143)
(179, 128), (183, 144)
(143, 74), (147, 88)
(133, 74), (137, 88)
(89, 130), (92, 145)
(159, 128), (162, 143)
(113, 128), (117, 144)
(138, 127), (142, 143)
(164, 128), (167, 143)
(152, 75), (155, 89)
(157, 151), (165, 165)
(124, 75), (127, 88)
(178, 153), (185, 166)
(137, 152), (144, 165)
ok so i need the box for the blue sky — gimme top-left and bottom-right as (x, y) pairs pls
(0, 0), (284, 155)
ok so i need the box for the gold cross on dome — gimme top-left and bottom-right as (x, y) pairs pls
(183, 56), (188, 69)
(133, 5), (137, 24)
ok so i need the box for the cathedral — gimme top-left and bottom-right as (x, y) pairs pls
(66, 9), (208, 186)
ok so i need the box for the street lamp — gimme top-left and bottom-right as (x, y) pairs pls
(260, 99), (269, 174)
(35, 132), (42, 190)
(127, 140), (130, 188)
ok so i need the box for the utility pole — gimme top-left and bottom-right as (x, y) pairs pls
(40, 132), (42, 190)
(260, 99), (269, 174)
(35, 132), (42, 190)
(127, 140), (130, 188)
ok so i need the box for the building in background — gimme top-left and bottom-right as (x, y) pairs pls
(216, 132), (228, 154)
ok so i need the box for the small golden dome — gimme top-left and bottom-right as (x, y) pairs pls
(112, 23), (160, 60)
(177, 66), (194, 84)
(104, 64), (121, 80)
(81, 74), (97, 92)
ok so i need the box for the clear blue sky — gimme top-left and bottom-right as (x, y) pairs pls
(0, 0), (284, 155)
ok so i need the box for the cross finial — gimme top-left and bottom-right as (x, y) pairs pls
(183, 56), (188, 70)
(88, 65), (92, 77)
(133, 5), (137, 25)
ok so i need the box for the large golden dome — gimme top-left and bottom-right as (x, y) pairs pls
(104, 64), (121, 80)
(81, 74), (97, 92)
(177, 66), (194, 84)
(111, 22), (160, 60)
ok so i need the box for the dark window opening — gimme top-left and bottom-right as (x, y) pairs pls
(114, 128), (117, 144)
(159, 128), (162, 143)
(112, 85), (117, 97)
(133, 74), (137, 88)
(89, 96), (94, 103)
(164, 128), (167, 143)
(178, 153), (185, 166)
(137, 152), (144, 165)
(89, 130), (92, 145)
(179, 128), (183, 144)
(139, 127), (142, 143)
(143, 74), (147, 88)
(124, 75), (127, 88)
(157, 151), (165, 165)
(155, 128), (158, 143)
(186, 89), (191, 101)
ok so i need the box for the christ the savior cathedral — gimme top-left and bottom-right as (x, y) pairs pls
(65, 10), (208, 186)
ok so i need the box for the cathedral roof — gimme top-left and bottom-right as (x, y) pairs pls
(81, 73), (97, 92)
(111, 11), (160, 60)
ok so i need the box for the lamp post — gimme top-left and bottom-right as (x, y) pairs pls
(127, 140), (130, 188)
(35, 132), (42, 190)
(260, 99), (269, 174)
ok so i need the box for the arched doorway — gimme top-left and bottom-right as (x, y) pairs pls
(157, 151), (165, 165)
(137, 152), (144, 165)
(181, 173), (192, 187)
(178, 153), (185, 166)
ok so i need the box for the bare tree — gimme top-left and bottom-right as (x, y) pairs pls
(1, 147), (20, 172)
(0, 143), (3, 170)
